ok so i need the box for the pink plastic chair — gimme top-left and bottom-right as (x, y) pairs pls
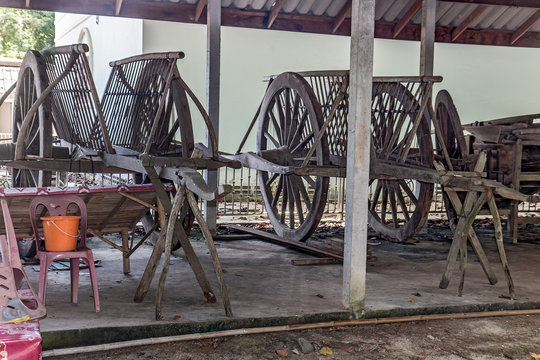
(0, 199), (46, 323)
(29, 195), (100, 312)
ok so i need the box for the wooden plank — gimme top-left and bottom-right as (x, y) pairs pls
(451, 4), (489, 42)
(115, 0), (122, 15)
(487, 194), (515, 299)
(195, 0), (207, 22)
(226, 224), (343, 260)
(291, 258), (342, 266)
(3, 158), (132, 174)
(332, 0), (352, 34)
(519, 172), (540, 181)
(343, 0), (374, 314)
(393, 0), (422, 38)
(267, 0), (286, 29)
(511, 10), (540, 45)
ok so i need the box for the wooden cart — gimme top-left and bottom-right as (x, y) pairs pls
(434, 90), (540, 243)
(0, 44), (238, 317)
(234, 71), (441, 243)
(231, 71), (539, 297)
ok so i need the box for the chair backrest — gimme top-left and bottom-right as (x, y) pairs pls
(101, 52), (186, 155)
(29, 195), (88, 251)
(38, 44), (113, 153)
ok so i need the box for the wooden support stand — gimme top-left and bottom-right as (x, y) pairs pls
(134, 167), (232, 319)
(436, 153), (515, 299)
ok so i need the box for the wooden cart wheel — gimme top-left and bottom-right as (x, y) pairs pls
(12, 51), (52, 187)
(257, 72), (330, 242)
(435, 89), (468, 224)
(435, 90), (468, 162)
(369, 82), (434, 242)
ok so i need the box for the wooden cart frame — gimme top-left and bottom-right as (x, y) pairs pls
(231, 69), (540, 298)
(0, 44), (240, 317)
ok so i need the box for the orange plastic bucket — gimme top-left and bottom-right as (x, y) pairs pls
(40, 216), (80, 252)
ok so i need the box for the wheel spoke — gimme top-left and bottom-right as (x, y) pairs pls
(265, 173), (279, 187)
(381, 183), (388, 224)
(392, 181), (410, 221)
(388, 185), (399, 227)
(370, 180), (383, 212)
(294, 175), (311, 210)
(269, 109), (283, 146)
(275, 92), (286, 145)
(290, 175), (305, 225)
(287, 176), (295, 229)
(302, 175), (316, 189)
(291, 131), (314, 154)
(288, 110), (309, 147)
(284, 88), (291, 143)
(287, 92), (301, 145)
(398, 179), (418, 206)
(264, 131), (280, 148)
(280, 175), (288, 223)
(271, 175), (284, 208)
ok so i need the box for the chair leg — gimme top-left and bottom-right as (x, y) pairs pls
(38, 258), (50, 305)
(70, 258), (80, 304)
(86, 253), (100, 313)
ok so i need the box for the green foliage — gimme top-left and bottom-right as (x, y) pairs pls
(0, 8), (55, 59)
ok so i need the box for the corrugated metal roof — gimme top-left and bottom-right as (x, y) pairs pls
(197, 0), (540, 33)
(3, 0), (540, 47)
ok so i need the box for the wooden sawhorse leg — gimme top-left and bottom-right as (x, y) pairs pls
(437, 153), (515, 299)
(156, 186), (232, 319)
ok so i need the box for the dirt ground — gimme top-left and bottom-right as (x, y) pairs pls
(53, 314), (540, 359)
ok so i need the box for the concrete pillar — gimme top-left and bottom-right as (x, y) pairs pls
(342, 0), (375, 317)
(204, 0), (220, 232)
(420, 0), (436, 76)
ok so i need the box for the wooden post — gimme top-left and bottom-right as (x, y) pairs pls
(204, 0), (221, 233)
(343, 0), (374, 316)
(121, 229), (130, 274)
(420, 0), (436, 76)
(510, 139), (522, 243)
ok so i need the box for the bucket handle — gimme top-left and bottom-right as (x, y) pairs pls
(45, 220), (79, 239)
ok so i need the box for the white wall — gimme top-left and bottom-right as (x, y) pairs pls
(55, 13), (143, 95)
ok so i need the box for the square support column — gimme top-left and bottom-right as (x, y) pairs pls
(343, 0), (375, 317)
(420, 0), (436, 76)
(204, 0), (221, 233)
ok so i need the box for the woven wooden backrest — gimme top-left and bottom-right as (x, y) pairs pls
(296, 72), (437, 162)
(39, 44), (112, 152)
(101, 52), (184, 154)
(301, 71), (349, 160)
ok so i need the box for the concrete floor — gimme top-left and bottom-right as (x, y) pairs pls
(25, 221), (540, 349)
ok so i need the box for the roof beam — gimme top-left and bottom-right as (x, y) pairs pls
(440, 0), (540, 8)
(115, 0), (122, 16)
(195, 0), (207, 22)
(452, 4), (488, 41)
(393, 0), (422, 39)
(332, 0), (352, 34)
(267, 0), (286, 29)
(511, 10), (540, 45)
